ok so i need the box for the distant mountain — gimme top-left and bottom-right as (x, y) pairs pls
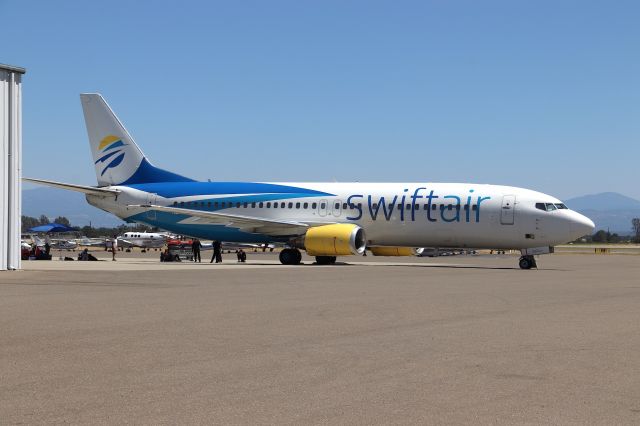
(22, 187), (124, 228)
(565, 192), (640, 235)
(564, 192), (640, 211)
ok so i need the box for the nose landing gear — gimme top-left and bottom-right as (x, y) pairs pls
(518, 255), (537, 270)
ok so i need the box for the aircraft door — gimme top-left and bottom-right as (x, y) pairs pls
(318, 199), (328, 217)
(332, 199), (342, 217)
(500, 195), (515, 225)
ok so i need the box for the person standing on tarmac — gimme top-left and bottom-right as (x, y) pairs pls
(111, 235), (118, 261)
(192, 238), (202, 262)
(211, 240), (222, 263)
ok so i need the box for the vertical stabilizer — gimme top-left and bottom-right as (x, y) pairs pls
(80, 93), (193, 186)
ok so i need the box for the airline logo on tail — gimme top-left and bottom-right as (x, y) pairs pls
(95, 135), (128, 176)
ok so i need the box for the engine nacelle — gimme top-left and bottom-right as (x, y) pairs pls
(304, 224), (366, 256)
(369, 247), (425, 256)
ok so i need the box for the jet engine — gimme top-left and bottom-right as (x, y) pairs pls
(369, 247), (425, 256)
(304, 224), (366, 256)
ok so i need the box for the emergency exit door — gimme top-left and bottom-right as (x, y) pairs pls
(500, 195), (515, 225)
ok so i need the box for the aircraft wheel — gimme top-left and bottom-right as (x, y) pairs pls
(315, 256), (337, 265)
(280, 248), (301, 265)
(519, 255), (536, 270)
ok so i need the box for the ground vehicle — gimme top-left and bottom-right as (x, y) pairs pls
(165, 239), (193, 261)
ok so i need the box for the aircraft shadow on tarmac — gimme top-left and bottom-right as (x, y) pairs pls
(324, 261), (568, 271)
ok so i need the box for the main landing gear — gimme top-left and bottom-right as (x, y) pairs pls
(315, 256), (337, 265)
(279, 248), (302, 265)
(518, 255), (537, 270)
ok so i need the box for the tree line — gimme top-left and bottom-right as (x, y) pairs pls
(22, 215), (640, 243)
(21, 215), (154, 238)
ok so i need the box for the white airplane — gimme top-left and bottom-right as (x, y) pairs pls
(25, 93), (595, 269)
(77, 236), (108, 247)
(117, 231), (168, 249)
(32, 236), (77, 250)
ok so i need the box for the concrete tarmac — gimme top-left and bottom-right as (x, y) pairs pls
(1, 254), (640, 424)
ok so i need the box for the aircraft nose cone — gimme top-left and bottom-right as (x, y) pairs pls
(569, 212), (595, 240)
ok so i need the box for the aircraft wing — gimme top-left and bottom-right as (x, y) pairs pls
(116, 238), (139, 248)
(128, 204), (328, 237)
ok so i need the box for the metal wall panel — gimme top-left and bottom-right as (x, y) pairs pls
(0, 65), (25, 271)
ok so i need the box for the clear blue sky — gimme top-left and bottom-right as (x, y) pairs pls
(3, 0), (639, 200)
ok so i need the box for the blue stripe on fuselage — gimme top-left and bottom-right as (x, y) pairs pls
(125, 181), (334, 198)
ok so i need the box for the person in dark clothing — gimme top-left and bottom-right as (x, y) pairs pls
(211, 240), (222, 263)
(192, 238), (202, 263)
(44, 242), (51, 256)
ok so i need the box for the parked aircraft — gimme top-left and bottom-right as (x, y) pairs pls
(118, 231), (168, 249)
(77, 236), (108, 248)
(25, 94), (594, 269)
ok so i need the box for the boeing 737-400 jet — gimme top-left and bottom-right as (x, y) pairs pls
(25, 94), (595, 269)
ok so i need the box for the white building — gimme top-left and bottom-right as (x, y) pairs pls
(0, 64), (25, 271)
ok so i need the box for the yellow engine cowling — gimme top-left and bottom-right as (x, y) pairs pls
(369, 247), (424, 256)
(304, 224), (366, 256)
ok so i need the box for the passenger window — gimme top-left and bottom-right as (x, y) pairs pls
(236, 202), (241, 208)
(207, 202), (212, 207)
(334, 203), (339, 209)
(221, 202), (226, 208)
(343, 203), (347, 210)
(320, 203), (326, 209)
(448, 205), (453, 210)
(312, 202), (317, 209)
(214, 202), (219, 208)
(288, 202), (293, 208)
(173, 201), (177, 206)
(304, 202), (309, 209)
(398, 204), (403, 210)
(180, 202), (184, 206)
(296, 202), (301, 209)
(259, 202), (263, 208)
(372, 203), (378, 209)
(243, 202), (248, 208)
(251, 202), (256, 208)
(200, 201), (205, 206)
(414, 204), (419, 210)
(406, 204), (411, 210)
(432, 204), (437, 210)
(266, 202), (271, 208)
(472, 205), (477, 211)
(281, 202), (285, 208)
(273, 202), (278, 208)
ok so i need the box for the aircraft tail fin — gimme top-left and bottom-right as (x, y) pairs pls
(80, 93), (194, 186)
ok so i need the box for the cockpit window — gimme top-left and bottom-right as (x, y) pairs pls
(536, 202), (565, 212)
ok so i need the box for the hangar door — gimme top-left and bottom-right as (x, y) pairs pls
(0, 64), (25, 271)
(500, 195), (516, 225)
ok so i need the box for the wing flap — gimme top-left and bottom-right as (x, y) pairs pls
(129, 204), (311, 236)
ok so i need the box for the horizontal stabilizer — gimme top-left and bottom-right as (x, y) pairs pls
(23, 177), (120, 196)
